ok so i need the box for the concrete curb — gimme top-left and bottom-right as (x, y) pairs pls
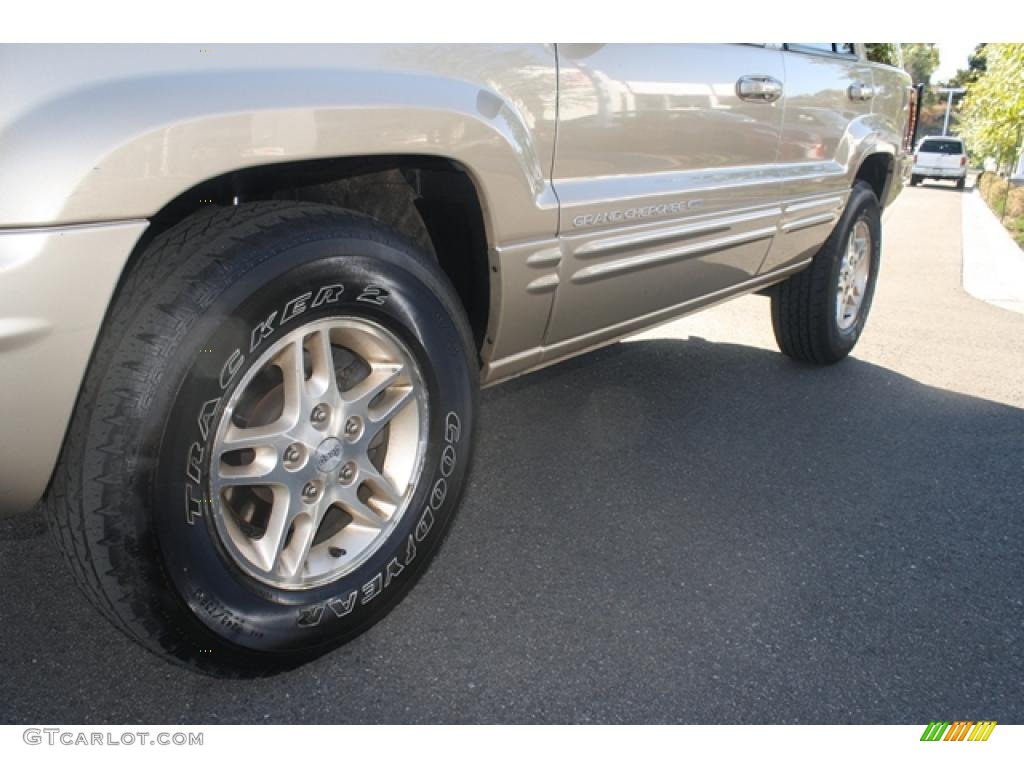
(962, 188), (1024, 314)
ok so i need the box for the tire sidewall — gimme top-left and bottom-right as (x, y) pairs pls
(144, 234), (474, 660)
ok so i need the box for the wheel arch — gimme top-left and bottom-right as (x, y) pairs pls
(853, 151), (896, 209)
(132, 155), (494, 353)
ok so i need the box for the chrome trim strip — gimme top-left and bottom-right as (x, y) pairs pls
(571, 226), (777, 285)
(0, 219), (148, 235)
(784, 195), (844, 214)
(574, 207), (780, 259)
(780, 212), (839, 234)
(555, 160), (844, 192)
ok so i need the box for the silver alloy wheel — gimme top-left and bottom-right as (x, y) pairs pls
(209, 317), (428, 590)
(836, 218), (872, 331)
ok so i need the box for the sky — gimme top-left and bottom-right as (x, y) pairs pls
(934, 42), (980, 83)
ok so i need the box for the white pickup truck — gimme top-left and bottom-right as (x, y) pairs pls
(911, 136), (968, 189)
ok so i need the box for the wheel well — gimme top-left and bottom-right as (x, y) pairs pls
(855, 153), (894, 207)
(136, 156), (491, 354)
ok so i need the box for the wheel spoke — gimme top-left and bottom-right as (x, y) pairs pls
(220, 421), (292, 453)
(217, 449), (282, 485)
(305, 328), (341, 403)
(369, 384), (415, 426)
(359, 460), (405, 506)
(842, 290), (855, 318)
(336, 484), (389, 530)
(852, 235), (867, 257)
(856, 253), (870, 282)
(275, 340), (307, 428)
(275, 513), (317, 582)
(254, 487), (294, 573)
(344, 363), (404, 413)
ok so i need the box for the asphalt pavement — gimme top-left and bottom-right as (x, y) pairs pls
(2, 181), (1022, 724)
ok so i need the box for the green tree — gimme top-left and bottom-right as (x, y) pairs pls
(902, 43), (941, 86)
(865, 43), (899, 67)
(863, 43), (941, 85)
(960, 44), (1024, 170)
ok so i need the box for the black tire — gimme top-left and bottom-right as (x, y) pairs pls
(910, 175), (921, 186)
(770, 182), (881, 365)
(956, 177), (966, 190)
(44, 202), (478, 675)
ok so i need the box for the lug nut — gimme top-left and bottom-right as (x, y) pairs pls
(283, 443), (306, 471)
(311, 404), (329, 426)
(302, 481), (320, 502)
(344, 416), (361, 438)
(339, 462), (356, 484)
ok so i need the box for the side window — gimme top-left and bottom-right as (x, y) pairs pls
(786, 44), (857, 57)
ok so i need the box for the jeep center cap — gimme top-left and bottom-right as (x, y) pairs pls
(315, 437), (344, 473)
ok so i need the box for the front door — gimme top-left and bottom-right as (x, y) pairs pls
(545, 43), (787, 346)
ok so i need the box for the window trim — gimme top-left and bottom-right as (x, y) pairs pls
(784, 43), (860, 61)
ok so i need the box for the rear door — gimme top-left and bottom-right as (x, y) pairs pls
(760, 44), (876, 274)
(545, 44), (786, 346)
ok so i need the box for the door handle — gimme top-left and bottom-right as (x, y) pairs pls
(848, 81), (875, 101)
(736, 75), (783, 103)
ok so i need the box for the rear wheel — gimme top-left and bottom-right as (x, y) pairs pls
(956, 176), (966, 190)
(44, 202), (477, 675)
(910, 175), (921, 186)
(770, 182), (881, 365)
